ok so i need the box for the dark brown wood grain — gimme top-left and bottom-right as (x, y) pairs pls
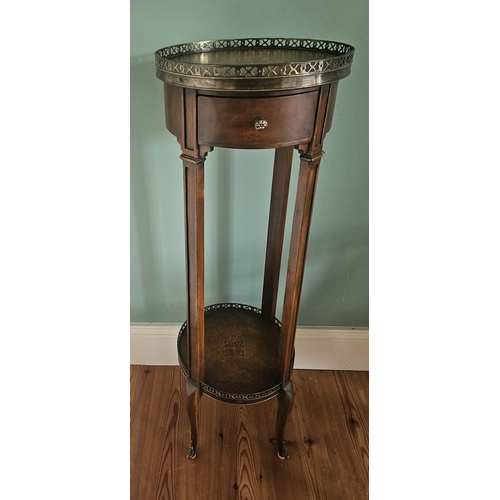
(163, 83), (182, 139)
(182, 153), (205, 458)
(131, 366), (368, 500)
(279, 153), (322, 384)
(261, 146), (293, 322)
(182, 156), (205, 383)
(323, 81), (339, 137)
(197, 91), (319, 149)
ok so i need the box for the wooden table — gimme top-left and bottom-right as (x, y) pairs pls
(155, 38), (354, 460)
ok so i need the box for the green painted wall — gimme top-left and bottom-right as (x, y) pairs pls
(131, 0), (368, 326)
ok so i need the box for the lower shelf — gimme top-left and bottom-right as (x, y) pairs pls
(178, 303), (283, 404)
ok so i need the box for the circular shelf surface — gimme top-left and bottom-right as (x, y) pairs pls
(178, 303), (282, 404)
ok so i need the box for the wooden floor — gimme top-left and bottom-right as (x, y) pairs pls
(131, 366), (368, 500)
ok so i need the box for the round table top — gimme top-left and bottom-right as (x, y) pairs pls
(155, 38), (355, 92)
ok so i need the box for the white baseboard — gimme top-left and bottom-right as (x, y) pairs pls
(131, 323), (368, 371)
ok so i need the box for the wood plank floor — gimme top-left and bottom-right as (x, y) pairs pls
(131, 366), (368, 500)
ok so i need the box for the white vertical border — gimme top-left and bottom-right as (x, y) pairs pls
(371, 1), (500, 498)
(1, 1), (130, 498)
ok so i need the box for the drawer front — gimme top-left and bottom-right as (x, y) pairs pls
(197, 91), (319, 149)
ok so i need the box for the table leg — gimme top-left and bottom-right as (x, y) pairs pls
(182, 154), (205, 458)
(262, 146), (293, 321)
(279, 152), (323, 383)
(276, 378), (294, 459)
(186, 378), (201, 459)
(272, 153), (324, 459)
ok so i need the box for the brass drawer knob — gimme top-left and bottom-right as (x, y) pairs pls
(254, 118), (268, 131)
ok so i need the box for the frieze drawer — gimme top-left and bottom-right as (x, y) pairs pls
(197, 91), (319, 149)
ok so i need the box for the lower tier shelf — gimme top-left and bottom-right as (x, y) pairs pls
(178, 303), (284, 404)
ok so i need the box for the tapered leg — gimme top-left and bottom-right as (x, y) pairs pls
(182, 155), (205, 384)
(182, 155), (205, 459)
(276, 379), (294, 459)
(279, 152), (324, 384)
(261, 146), (293, 321)
(186, 378), (202, 459)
